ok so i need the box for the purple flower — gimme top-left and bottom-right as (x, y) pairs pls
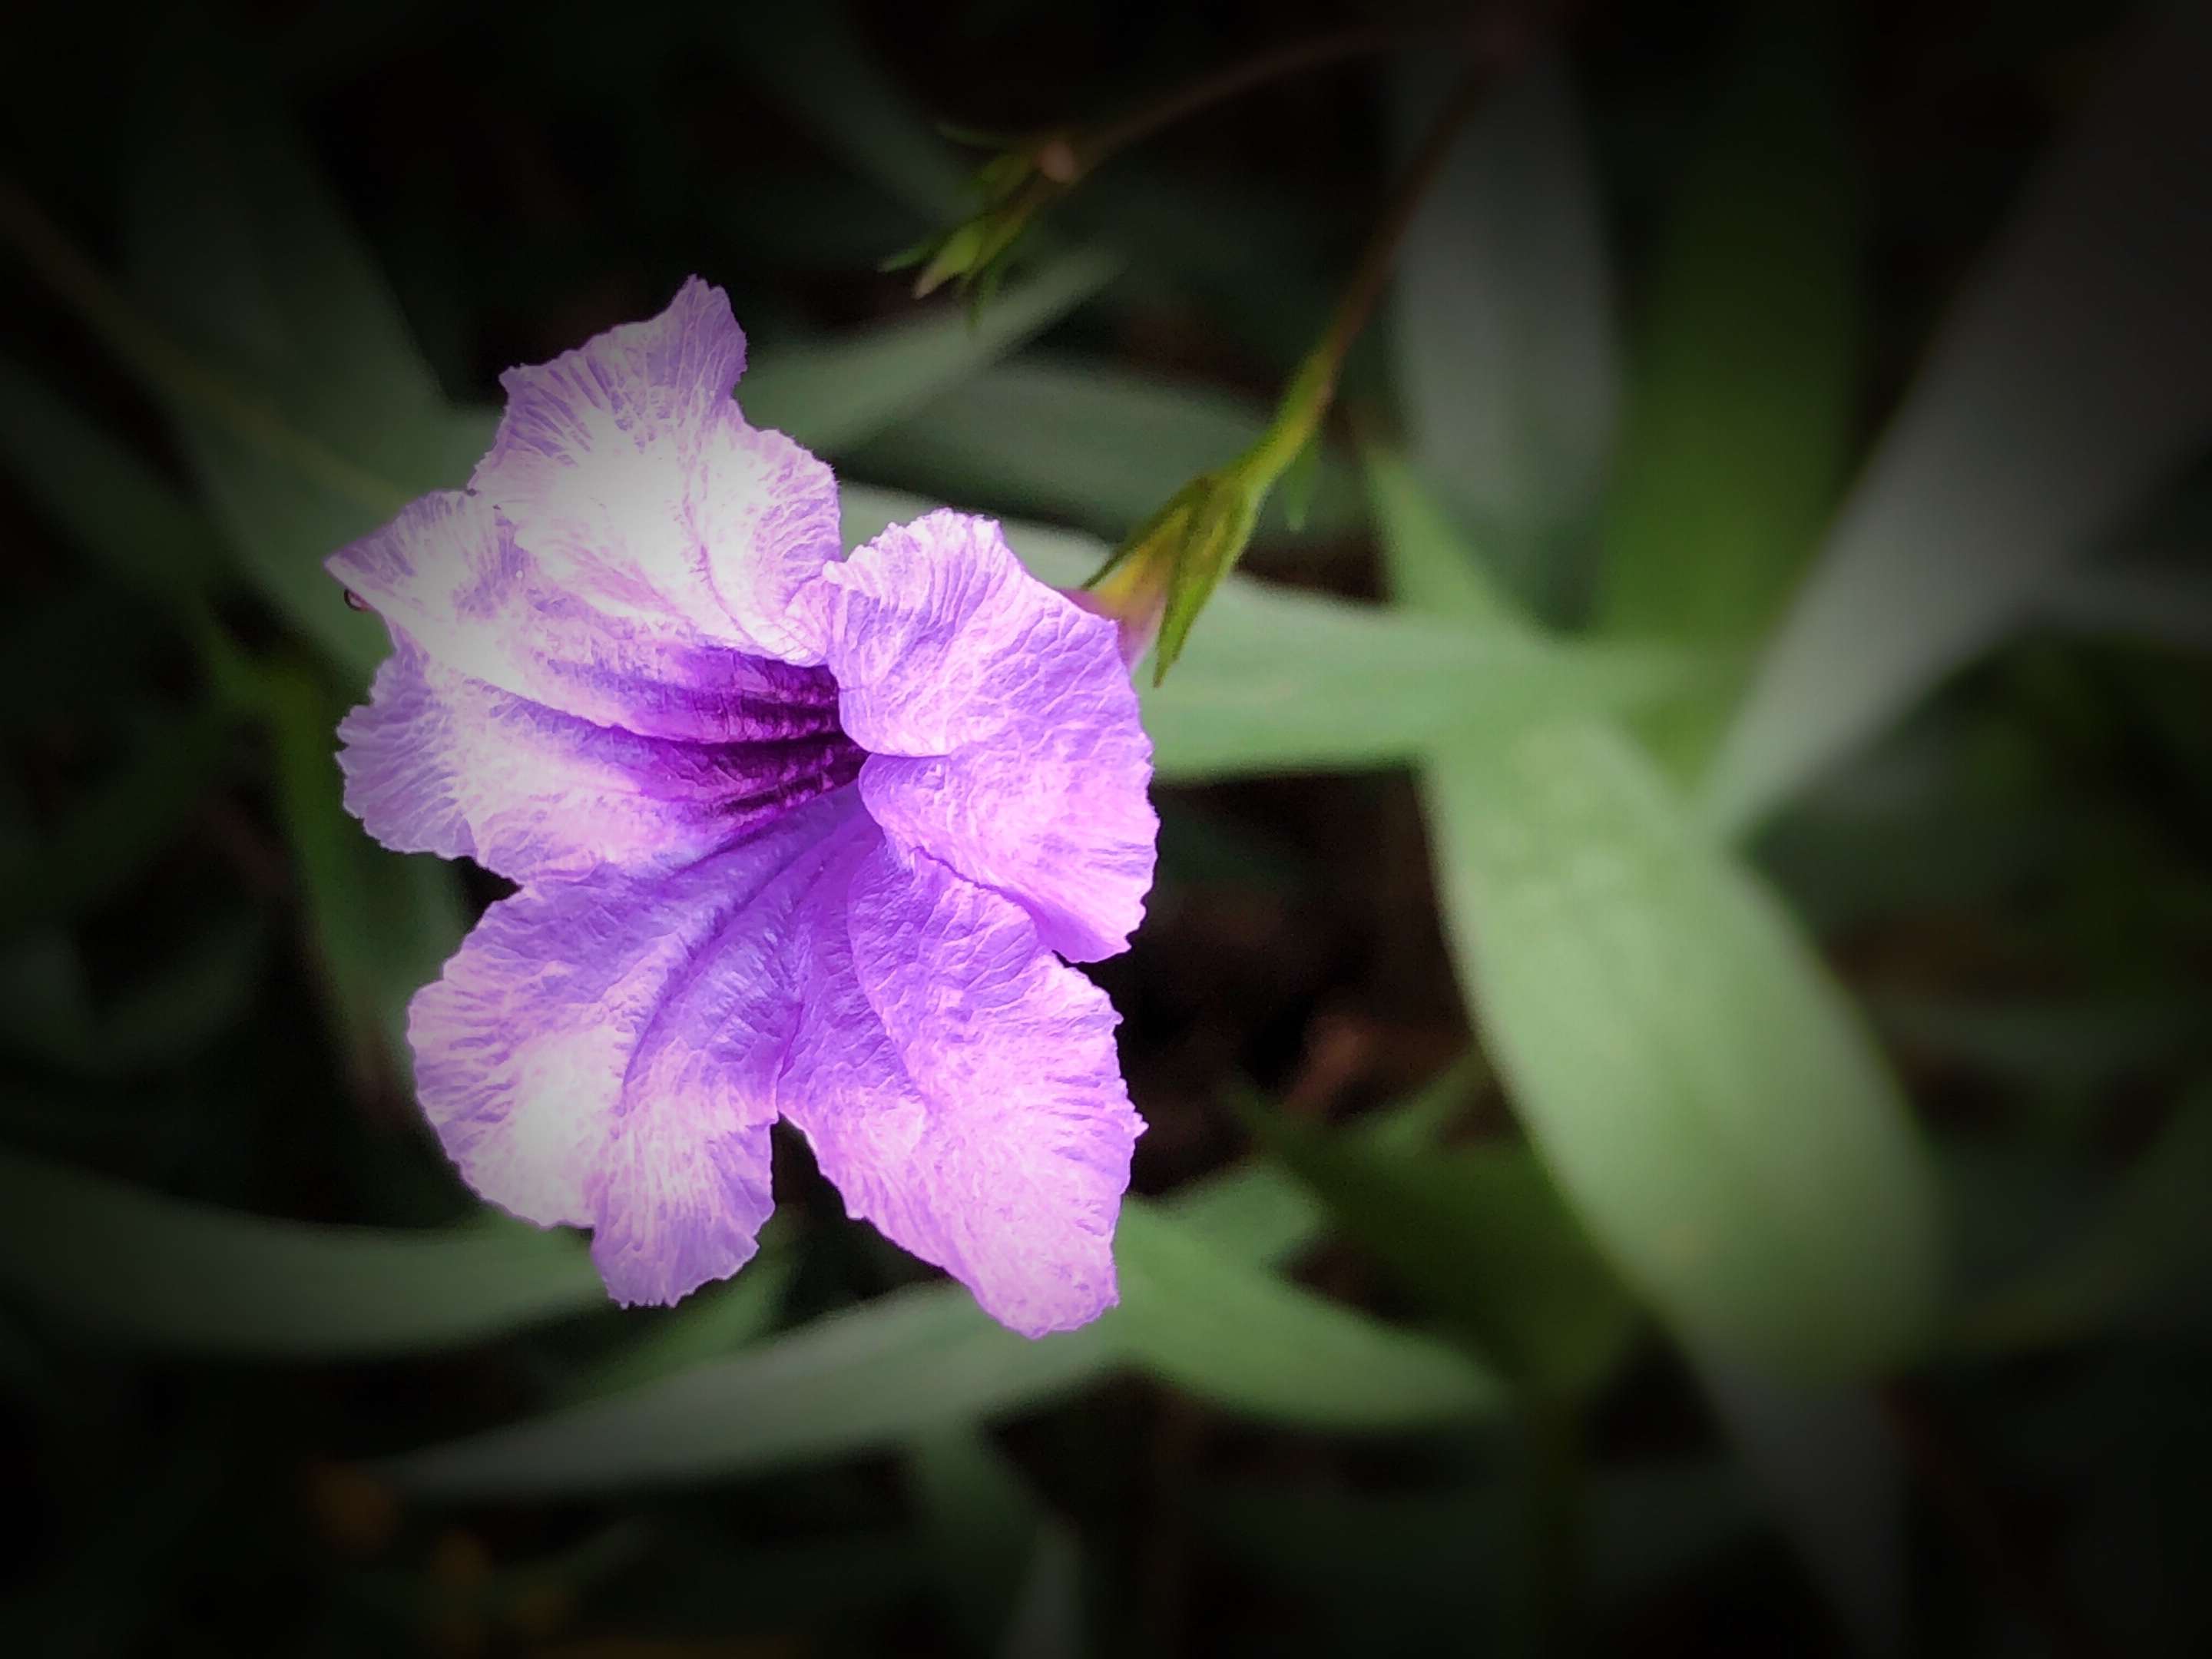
(327, 279), (1155, 1338)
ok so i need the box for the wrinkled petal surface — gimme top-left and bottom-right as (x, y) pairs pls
(408, 791), (870, 1303)
(333, 281), (1157, 1336)
(472, 276), (838, 664)
(338, 633), (860, 881)
(807, 510), (1155, 961)
(329, 490), (842, 743)
(778, 843), (1140, 1336)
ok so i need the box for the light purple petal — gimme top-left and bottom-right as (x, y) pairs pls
(777, 842), (1141, 1338)
(335, 283), (1160, 1338)
(336, 632), (861, 881)
(469, 276), (839, 665)
(329, 490), (843, 743)
(807, 510), (1156, 962)
(407, 790), (874, 1305)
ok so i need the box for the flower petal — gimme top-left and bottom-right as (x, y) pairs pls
(337, 633), (862, 881)
(471, 276), (839, 664)
(777, 841), (1141, 1338)
(329, 490), (843, 743)
(407, 789), (875, 1305)
(810, 510), (1156, 961)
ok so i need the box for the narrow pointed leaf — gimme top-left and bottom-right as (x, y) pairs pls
(0, 1146), (605, 1356)
(1250, 1108), (1639, 1398)
(1365, 444), (1526, 627)
(1707, 0), (2212, 834)
(1111, 1200), (1504, 1427)
(383, 1200), (1498, 1498)
(1421, 724), (1944, 1379)
(1373, 463), (1942, 1379)
(740, 250), (1122, 452)
(1162, 1162), (1326, 1272)
(554, 1246), (797, 1406)
(384, 1283), (1111, 1497)
(1390, 48), (1616, 616)
(1596, 0), (1861, 776)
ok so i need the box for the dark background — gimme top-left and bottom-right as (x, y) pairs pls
(4, 1), (2210, 1654)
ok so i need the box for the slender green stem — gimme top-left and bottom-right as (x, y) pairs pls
(1304, 56), (1499, 409)
(1084, 48), (1510, 676)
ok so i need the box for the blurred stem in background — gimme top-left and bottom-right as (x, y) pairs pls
(889, 9), (1516, 302)
(1087, 45), (1513, 676)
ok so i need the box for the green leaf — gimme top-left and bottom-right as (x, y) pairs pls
(1111, 1200), (1504, 1428)
(1141, 584), (1676, 782)
(841, 485), (1687, 783)
(1705, 0), (2212, 834)
(382, 1280), (1114, 1497)
(1363, 444), (1528, 628)
(551, 1243), (798, 1406)
(0, 705), (236, 941)
(1955, 1084), (2212, 1355)
(1247, 1106), (1640, 1398)
(1389, 50), (1617, 619)
(0, 355), (231, 601)
(1157, 1161), (1326, 1273)
(0, 1144), (605, 1356)
(255, 658), (463, 1098)
(382, 1199), (1498, 1498)
(740, 250), (1120, 452)
(843, 356), (1363, 545)
(1373, 421), (1942, 1379)
(1596, 0), (1861, 776)
(120, 27), (487, 680)
(1420, 723), (1944, 1379)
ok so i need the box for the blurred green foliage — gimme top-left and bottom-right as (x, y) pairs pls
(0, 1), (2209, 1655)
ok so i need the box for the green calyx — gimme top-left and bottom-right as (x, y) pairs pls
(1084, 347), (1336, 682)
(882, 131), (1081, 304)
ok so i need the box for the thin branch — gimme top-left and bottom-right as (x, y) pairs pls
(1306, 55), (1500, 403)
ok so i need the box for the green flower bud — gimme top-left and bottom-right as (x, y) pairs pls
(1084, 348), (1336, 682)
